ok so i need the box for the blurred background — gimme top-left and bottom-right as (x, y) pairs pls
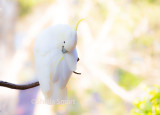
(0, 0), (160, 115)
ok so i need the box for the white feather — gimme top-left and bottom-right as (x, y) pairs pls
(50, 49), (77, 100)
(65, 48), (78, 71)
(34, 24), (78, 102)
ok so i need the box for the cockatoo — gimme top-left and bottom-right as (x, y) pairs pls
(34, 21), (82, 102)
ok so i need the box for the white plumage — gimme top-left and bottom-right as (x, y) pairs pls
(34, 25), (78, 101)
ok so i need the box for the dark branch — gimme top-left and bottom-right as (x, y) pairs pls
(73, 71), (81, 75)
(77, 58), (80, 62)
(0, 58), (81, 90)
(0, 81), (39, 90)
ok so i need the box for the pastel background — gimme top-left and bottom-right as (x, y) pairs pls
(0, 0), (160, 115)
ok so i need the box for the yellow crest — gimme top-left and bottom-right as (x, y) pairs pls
(75, 18), (85, 31)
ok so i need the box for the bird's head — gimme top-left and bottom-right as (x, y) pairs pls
(54, 25), (77, 54)
(55, 19), (84, 54)
(55, 20), (83, 54)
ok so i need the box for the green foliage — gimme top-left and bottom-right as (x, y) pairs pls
(132, 0), (160, 5)
(131, 86), (160, 115)
(18, 0), (36, 16)
(132, 35), (154, 49)
(67, 90), (86, 115)
(118, 69), (142, 90)
(96, 2), (108, 20)
(18, 0), (53, 17)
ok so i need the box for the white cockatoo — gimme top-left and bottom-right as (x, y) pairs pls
(34, 21), (82, 102)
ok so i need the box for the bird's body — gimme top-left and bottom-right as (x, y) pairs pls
(34, 25), (78, 101)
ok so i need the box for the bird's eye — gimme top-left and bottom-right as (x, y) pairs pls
(64, 41), (65, 43)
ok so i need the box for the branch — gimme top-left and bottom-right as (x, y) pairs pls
(73, 71), (81, 75)
(0, 58), (81, 90)
(0, 81), (39, 90)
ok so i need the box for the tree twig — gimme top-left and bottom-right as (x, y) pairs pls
(0, 58), (81, 90)
(0, 81), (40, 90)
(73, 71), (81, 75)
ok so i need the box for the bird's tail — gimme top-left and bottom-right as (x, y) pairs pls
(43, 82), (68, 104)
(51, 82), (68, 100)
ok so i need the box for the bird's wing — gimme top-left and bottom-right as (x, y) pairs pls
(34, 48), (63, 92)
(51, 49), (64, 83)
(54, 48), (78, 88)
(65, 48), (78, 71)
(54, 55), (72, 89)
(34, 49), (52, 93)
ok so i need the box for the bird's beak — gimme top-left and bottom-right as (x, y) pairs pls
(62, 46), (68, 54)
